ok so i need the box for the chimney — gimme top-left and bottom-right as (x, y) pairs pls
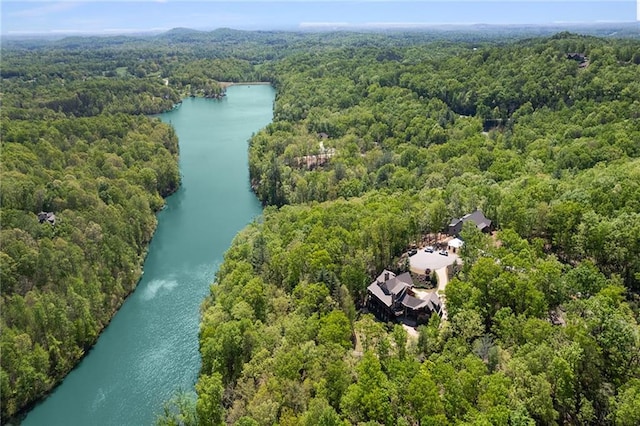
(384, 271), (389, 281)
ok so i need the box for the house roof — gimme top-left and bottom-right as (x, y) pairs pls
(393, 272), (413, 287)
(382, 278), (408, 296)
(368, 270), (442, 314)
(567, 52), (586, 61)
(426, 292), (442, 312)
(461, 209), (491, 230)
(402, 294), (428, 310)
(370, 270), (412, 308)
(37, 211), (56, 225)
(374, 269), (395, 283)
(368, 281), (394, 307)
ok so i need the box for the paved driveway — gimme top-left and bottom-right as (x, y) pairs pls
(409, 250), (459, 273)
(408, 250), (459, 322)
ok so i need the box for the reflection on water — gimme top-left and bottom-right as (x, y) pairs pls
(141, 278), (179, 301)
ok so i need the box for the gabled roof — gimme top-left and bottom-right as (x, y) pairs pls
(425, 292), (442, 312)
(401, 294), (428, 310)
(370, 270), (412, 308)
(450, 210), (491, 229)
(374, 270), (411, 292)
(461, 210), (491, 229)
(395, 272), (413, 284)
(374, 269), (395, 283)
(368, 281), (394, 308)
(382, 278), (408, 297)
(567, 52), (587, 62)
(368, 270), (442, 315)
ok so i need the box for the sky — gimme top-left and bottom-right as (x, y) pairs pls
(1, 1), (638, 36)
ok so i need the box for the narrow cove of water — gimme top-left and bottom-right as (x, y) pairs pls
(22, 85), (274, 426)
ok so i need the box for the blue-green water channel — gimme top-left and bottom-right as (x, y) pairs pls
(22, 85), (274, 425)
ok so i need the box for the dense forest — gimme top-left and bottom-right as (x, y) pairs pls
(2, 26), (639, 425)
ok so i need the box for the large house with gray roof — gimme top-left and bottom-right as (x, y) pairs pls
(447, 209), (492, 236)
(366, 270), (442, 324)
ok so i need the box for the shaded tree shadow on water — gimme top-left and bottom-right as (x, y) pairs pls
(155, 388), (197, 426)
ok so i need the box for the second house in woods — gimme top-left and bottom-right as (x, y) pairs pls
(37, 211), (56, 225)
(447, 209), (492, 236)
(366, 270), (442, 324)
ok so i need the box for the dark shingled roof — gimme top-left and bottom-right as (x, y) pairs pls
(368, 283), (391, 307)
(401, 294), (428, 310)
(426, 292), (442, 313)
(37, 211), (56, 225)
(369, 270), (411, 308)
(462, 210), (492, 230)
(449, 209), (491, 231)
(367, 269), (442, 316)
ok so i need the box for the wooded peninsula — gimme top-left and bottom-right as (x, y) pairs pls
(1, 26), (639, 425)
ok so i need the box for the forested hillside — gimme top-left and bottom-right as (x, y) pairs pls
(190, 197), (639, 425)
(2, 27), (639, 425)
(0, 44), (181, 419)
(188, 32), (640, 425)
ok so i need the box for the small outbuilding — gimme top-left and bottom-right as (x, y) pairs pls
(447, 237), (464, 252)
(448, 238), (464, 248)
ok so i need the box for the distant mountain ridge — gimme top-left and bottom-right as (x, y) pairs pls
(2, 21), (638, 43)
